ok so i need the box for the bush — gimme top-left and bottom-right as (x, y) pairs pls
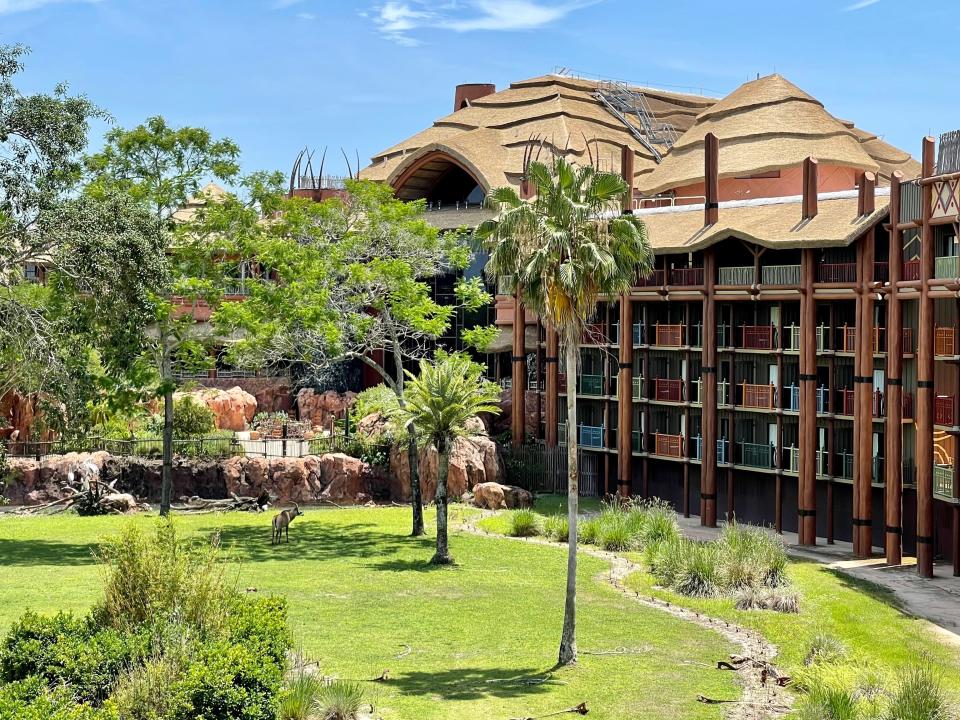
(887, 662), (954, 720)
(638, 499), (680, 547)
(579, 517), (600, 545)
(543, 514), (569, 542)
(315, 681), (366, 720)
(173, 396), (216, 438)
(675, 542), (721, 598)
(734, 586), (801, 614)
(0, 676), (112, 720)
(595, 506), (635, 551)
(717, 523), (788, 590)
(508, 509), (541, 537)
(804, 633), (848, 667)
(342, 434), (391, 468)
(278, 670), (325, 720)
(352, 385), (399, 428)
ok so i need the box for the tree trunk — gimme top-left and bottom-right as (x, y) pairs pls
(558, 336), (579, 666)
(407, 426), (425, 537)
(431, 436), (452, 565)
(160, 341), (173, 517)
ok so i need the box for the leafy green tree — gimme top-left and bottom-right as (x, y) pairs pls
(478, 157), (652, 665)
(397, 353), (500, 564)
(214, 178), (494, 537)
(85, 117), (240, 516)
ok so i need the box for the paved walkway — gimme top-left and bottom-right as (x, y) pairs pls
(676, 515), (960, 647)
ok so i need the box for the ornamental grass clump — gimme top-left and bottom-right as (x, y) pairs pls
(675, 541), (721, 598)
(886, 661), (954, 720)
(543, 514), (569, 542)
(314, 681), (367, 720)
(508, 509), (541, 538)
(717, 523), (789, 590)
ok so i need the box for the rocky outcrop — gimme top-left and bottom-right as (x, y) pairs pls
(0, 391), (59, 443)
(472, 482), (533, 510)
(194, 378), (293, 414)
(494, 389), (541, 438)
(295, 389), (357, 430)
(174, 386), (257, 431)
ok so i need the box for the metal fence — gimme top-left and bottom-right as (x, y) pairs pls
(501, 444), (599, 496)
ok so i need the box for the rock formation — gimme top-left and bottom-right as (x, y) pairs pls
(174, 386), (257, 431)
(295, 389), (357, 430)
(472, 482), (533, 510)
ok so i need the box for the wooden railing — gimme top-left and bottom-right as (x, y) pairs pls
(581, 323), (608, 344)
(874, 261), (889, 282)
(935, 395), (955, 426)
(654, 378), (683, 403)
(654, 432), (684, 458)
(935, 326), (956, 356)
(935, 255), (960, 279)
(670, 266), (704, 286)
(654, 323), (684, 347)
(836, 389), (884, 417)
(761, 264), (801, 285)
(903, 259), (921, 281)
(718, 266), (754, 285)
(934, 465), (955, 497)
(740, 325), (775, 350)
(840, 325), (857, 353)
(636, 269), (667, 287)
(817, 262), (856, 283)
(740, 383), (775, 409)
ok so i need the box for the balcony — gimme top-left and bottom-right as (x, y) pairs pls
(581, 323), (610, 344)
(611, 322), (645, 346)
(784, 384), (800, 411)
(691, 436), (730, 464)
(874, 262), (889, 282)
(740, 325), (776, 350)
(903, 259), (921, 281)
(632, 430), (644, 453)
(935, 255), (960, 279)
(838, 451), (854, 480)
(739, 383), (776, 410)
(611, 375), (643, 400)
(557, 423), (605, 448)
(670, 266), (704, 286)
(653, 378), (684, 403)
(578, 374), (605, 397)
(903, 392), (914, 419)
(654, 432), (684, 458)
(840, 325), (857, 353)
(817, 262), (856, 283)
(636, 269), (667, 287)
(840, 389), (855, 416)
(934, 465), (955, 497)
(654, 323), (684, 347)
(935, 395), (955, 426)
(718, 266), (753, 285)
(761, 264), (801, 285)
(737, 441), (775, 469)
(935, 327), (956, 356)
(817, 386), (829, 413)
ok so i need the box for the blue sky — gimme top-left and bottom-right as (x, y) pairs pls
(3, 0), (953, 180)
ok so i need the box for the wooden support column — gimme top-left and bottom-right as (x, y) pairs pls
(885, 172), (905, 565)
(701, 249), (718, 526)
(953, 505), (960, 577)
(544, 324), (559, 448)
(917, 137), (936, 578)
(855, 221), (876, 558)
(852, 240), (864, 556)
(617, 296), (633, 496)
(799, 247), (818, 545)
(511, 293), (526, 447)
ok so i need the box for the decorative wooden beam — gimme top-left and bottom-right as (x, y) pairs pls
(798, 247), (818, 545)
(621, 145), (635, 215)
(855, 228), (875, 557)
(701, 248), (718, 526)
(802, 157), (819, 220)
(704, 133), (720, 226)
(917, 136), (936, 578)
(885, 171), (904, 565)
(617, 297), (633, 496)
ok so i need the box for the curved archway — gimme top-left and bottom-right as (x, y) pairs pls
(391, 150), (487, 205)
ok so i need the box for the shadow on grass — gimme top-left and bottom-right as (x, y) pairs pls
(0, 538), (98, 566)
(368, 557), (453, 573)
(388, 665), (560, 701)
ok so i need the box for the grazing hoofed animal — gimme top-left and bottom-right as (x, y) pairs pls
(272, 503), (302, 544)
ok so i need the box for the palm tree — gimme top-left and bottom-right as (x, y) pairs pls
(477, 156), (652, 665)
(399, 353), (501, 564)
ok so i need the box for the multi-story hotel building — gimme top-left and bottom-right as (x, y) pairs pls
(365, 71), (955, 577)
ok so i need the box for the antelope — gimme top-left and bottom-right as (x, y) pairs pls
(271, 503), (303, 545)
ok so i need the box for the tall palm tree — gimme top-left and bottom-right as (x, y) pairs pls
(399, 353), (501, 564)
(477, 156), (652, 665)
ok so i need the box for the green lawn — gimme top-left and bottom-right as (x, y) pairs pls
(0, 505), (737, 720)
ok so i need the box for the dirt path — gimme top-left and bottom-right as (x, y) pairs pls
(460, 516), (793, 720)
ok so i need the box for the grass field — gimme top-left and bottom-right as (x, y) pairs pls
(0, 505), (737, 720)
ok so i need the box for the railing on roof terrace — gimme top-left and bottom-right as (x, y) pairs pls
(934, 464), (955, 497)
(935, 395), (955, 426)
(718, 266), (754, 285)
(935, 256), (960, 279)
(737, 441), (774, 469)
(900, 179), (922, 224)
(761, 264), (801, 285)
(903, 258), (921, 281)
(935, 327), (956, 356)
(817, 262), (857, 283)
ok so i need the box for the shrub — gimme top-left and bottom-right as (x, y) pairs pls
(638, 499), (680, 548)
(342, 434), (391, 468)
(675, 542), (721, 598)
(595, 508), (634, 551)
(278, 670), (325, 720)
(804, 633), (848, 667)
(734, 586), (801, 614)
(352, 385), (399, 428)
(315, 681), (366, 720)
(173, 396), (216, 438)
(646, 536), (686, 588)
(717, 523), (788, 590)
(887, 662), (954, 720)
(541, 514), (567, 542)
(508, 509), (541, 537)
(0, 676), (112, 720)
(112, 651), (190, 720)
(579, 517), (600, 545)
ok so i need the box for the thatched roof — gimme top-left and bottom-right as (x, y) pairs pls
(636, 190), (889, 255)
(170, 182), (228, 223)
(361, 74), (715, 193)
(640, 74), (890, 195)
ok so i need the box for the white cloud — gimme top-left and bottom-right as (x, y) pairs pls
(0, 0), (98, 14)
(842, 0), (880, 11)
(369, 0), (599, 45)
(296, 11), (315, 20)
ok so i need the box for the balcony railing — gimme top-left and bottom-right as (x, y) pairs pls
(654, 323), (684, 347)
(817, 386), (829, 413)
(557, 423), (605, 448)
(578, 374), (605, 396)
(740, 325), (776, 350)
(636, 269), (667, 287)
(903, 258), (921, 281)
(874, 261), (889, 283)
(654, 378), (683, 403)
(935, 395), (955, 426)
(691, 436), (730, 464)
(670, 266), (704, 285)
(838, 451), (854, 480)
(935, 255), (960, 279)
(737, 441), (775, 469)
(611, 375), (644, 400)
(582, 323), (609, 344)
(903, 392), (914, 419)
(717, 324), (731, 348)
(718, 266), (754, 285)
(934, 465), (955, 496)
(654, 432), (684, 458)
(840, 325), (856, 353)
(761, 264), (801, 285)
(688, 323), (703, 348)
(739, 383), (776, 410)
(903, 327), (914, 354)
(718, 379), (730, 406)
(611, 322), (645, 346)
(840, 389), (855, 416)
(935, 326), (956, 356)
(784, 384), (800, 411)
(817, 262), (856, 283)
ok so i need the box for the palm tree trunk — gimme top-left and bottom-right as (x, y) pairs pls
(431, 436), (452, 564)
(558, 336), (579, 665)
(160, 338), (173, 517)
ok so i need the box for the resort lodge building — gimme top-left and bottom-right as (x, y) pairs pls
(361, 72), (959, 577)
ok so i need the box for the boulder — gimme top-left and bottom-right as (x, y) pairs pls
(494, 388), (541, 438)
(295, 389), (357, 430)
(356, 412), (391, 438)
(316, 453), (370, 502)
(472, 482), (533, 510)
(102, 493), (139, 513)
(174, 386), (257, 431)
